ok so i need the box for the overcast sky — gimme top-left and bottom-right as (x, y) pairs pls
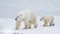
(0, 0), (60, 18)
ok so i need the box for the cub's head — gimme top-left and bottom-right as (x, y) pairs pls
(40, 16), (46, 21)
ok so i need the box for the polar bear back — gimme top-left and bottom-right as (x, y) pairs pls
(17, 9), (36, 20)
(44, 16), (54, 22)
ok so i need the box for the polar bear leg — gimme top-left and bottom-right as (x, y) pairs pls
(43, 20), (48, 26)
(24, 20), (31, 29)
(29, 16), (37, 28)
(15, 21), (20, 30)
(50, 19), (54, 26)
(29, 20), (31, 28)
(25, 23), (30, 29)
(29, 20), (37, 28)
(32, 17), (37, 28)
(33, 22), (37, 28)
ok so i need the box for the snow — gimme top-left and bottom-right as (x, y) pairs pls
(0, 16), (60, 34)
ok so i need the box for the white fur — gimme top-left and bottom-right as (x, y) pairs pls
(15, 9), (37, 29)
(40, 16), (54, 26)
(16, 9), (36, 23)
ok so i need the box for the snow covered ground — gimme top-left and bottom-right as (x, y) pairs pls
(0, 16), (60, 34)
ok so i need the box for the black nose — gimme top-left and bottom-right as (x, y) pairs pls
(15, 18), (17, 20)
(40, 19), (41, 21)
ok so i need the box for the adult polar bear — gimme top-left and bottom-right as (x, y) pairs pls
(40, 16), (54, 26)
(15, 9), (37, 30)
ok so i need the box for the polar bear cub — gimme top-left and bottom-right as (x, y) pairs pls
(40, 16), (54, 26)
(15, 9), (37, 30)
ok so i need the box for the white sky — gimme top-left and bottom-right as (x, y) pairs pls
(0, 0), (60, 18)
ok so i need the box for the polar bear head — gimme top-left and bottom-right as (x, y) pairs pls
(40, 16), (46, 21)
(15, 12), (25, 21)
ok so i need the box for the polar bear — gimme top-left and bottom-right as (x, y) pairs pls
(40, 16), (54, 26)
(15, 9), (37, 30)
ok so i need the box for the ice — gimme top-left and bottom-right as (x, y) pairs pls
(0, 16), (60, 34)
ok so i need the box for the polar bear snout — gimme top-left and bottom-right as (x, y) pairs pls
(15, 16), (19, 21)
(40, 17), (43, 21)
(15, 18), (17, 20)
(40, 19), (42, 21)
